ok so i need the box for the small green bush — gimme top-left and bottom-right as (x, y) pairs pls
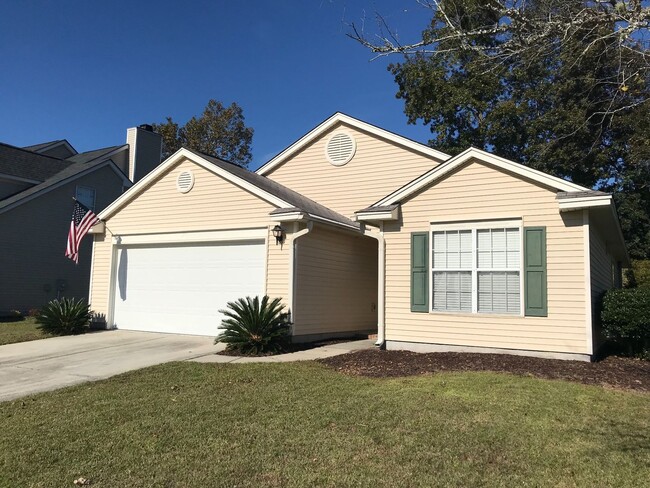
(35, 298), (92, 336)
(624, 259), (650, 289)
(215, 296), (291, 355)
(601, 288), (650, 358)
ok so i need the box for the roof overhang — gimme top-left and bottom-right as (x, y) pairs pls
(99, 148), (292, 221)
(256, 112), (450, 176)
(373, 147), (588, 207)
(354, 204), (400, 222)
(0, 160), (130, 216)
(557, 194), (612, 211)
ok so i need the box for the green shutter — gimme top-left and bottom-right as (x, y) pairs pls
(411, 232), (429, 312)
(524, 227), (547, 317)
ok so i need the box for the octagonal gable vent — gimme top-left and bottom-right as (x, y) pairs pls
(326, 132), (356, 166)
(176, 170), (194, 193)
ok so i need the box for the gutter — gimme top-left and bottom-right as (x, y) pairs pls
(289, 221), (313, 327)
(361, 223), (386, 347)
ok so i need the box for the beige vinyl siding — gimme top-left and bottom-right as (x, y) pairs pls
(589, 223), (615, 348)
(0, 166), (124, 312)
(293, 224), (377, 337)
(384, 159), (589, 355)
(265, 122), (443, 218)
(89, 158), (291, 318)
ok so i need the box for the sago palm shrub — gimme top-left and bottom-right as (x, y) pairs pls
(35, 297), (92, 335)
(215, 295), (291, 355)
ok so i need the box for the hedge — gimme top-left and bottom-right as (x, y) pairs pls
(601, 287), (650, 357)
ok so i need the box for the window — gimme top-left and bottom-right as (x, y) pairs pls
(431, 221), (521, 315)
(75, 186), (95, 211)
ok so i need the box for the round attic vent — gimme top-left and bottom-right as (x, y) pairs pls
(325, 132), (356, 166)
(176, 170), (194, 193)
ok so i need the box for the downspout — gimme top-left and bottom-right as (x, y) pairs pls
(289, 221), (313, 328)
(361, 223), (386, 347)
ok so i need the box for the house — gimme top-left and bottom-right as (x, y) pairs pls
(87, 113), (628, 360)
(0, 125), (162, 313)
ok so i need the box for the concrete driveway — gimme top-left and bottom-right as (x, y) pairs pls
(0, 330), (215, 402)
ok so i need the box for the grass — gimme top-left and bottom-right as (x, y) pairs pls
(1, 362), (648, 487)
(0, 317), (49, 345)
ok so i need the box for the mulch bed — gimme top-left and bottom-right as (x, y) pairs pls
(318, 349), (650, 393)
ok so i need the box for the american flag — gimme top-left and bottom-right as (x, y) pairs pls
(65, 200), (100, 264)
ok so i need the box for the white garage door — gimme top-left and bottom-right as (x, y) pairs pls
(112, 240), (266, 336)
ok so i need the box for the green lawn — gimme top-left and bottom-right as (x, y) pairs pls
(1, 362), (648, 487)
(0, 317), (49, 345)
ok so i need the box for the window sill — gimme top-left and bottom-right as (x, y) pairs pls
(428, 310), (524, 319)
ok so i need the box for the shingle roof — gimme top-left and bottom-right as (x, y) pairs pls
(0, 143), (72, 182)
(67, 145), (123, 164)
(22, 140), (66, 152)
(185, 148), (359, 229)
(0, 158), (124, 212)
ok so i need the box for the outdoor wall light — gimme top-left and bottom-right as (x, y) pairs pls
(272, 225), (285, 245)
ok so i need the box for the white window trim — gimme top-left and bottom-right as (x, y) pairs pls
(75, 185), (96, 211)
(429, 218), (524, 316)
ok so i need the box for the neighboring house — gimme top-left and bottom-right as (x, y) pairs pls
(87, 113), (628, 360)
(0, 125), (162, 313)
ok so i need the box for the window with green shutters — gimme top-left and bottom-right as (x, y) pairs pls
(411, 232), (429, 312)
(523, 227), (548, 316)
(411, 221), (548, 317)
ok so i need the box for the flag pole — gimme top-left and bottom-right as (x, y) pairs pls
(71, 196), (115, 236)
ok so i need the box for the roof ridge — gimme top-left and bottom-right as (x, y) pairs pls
(0, 141), (66, 161)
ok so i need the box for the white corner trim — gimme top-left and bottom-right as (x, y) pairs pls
(256, 112), (450, 175)
(290, 222), (313, 327)
(112, 228), (268, 246)
(362, 223), (385, 346)
(99, 148), (292, 221)
(558, 195), (612, 211)
(374, 147), (588, 207)
(583, 209), (593, 355)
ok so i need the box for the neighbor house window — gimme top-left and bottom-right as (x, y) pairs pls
(75, 186), (96, 211)
(431, 221), (521, 315)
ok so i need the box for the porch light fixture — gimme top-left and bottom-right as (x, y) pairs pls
(272, 225), (285, 245)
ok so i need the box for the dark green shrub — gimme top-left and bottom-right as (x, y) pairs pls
(624, 259), (650, 289)
(35, 298), (92, 335)
(601, 288), (650, 358)
(215, 296), (291, 355)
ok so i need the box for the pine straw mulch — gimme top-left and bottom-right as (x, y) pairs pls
(318, 349), (650, 393)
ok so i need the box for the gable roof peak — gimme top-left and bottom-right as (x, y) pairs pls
(256, 112), (450, 176)
(373, 146), (589, 207)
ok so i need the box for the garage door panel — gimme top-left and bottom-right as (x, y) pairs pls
(112, 241), (265, 336)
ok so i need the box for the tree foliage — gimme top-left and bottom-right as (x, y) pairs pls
(152, 100), (254, 167)
(351, 0), (650, 258)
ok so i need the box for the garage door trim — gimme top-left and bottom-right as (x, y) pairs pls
(106, 228), (269, 330)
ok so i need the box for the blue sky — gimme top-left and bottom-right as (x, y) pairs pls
(0, 1), (433, 169)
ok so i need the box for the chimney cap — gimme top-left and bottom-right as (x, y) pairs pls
(138, 124), (154, 132)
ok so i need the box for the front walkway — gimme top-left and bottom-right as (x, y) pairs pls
(191, 339), (376, 363)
